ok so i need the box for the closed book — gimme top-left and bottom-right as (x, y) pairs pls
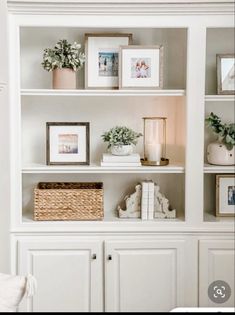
(141, 181), (149, 220)
(102, 153), (140, 163)
(148, 181), (155, 220)
(101, 162), (141, 167)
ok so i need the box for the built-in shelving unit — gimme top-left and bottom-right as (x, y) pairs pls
(203, 27), (235, 224)
(7, 11), (234, 233)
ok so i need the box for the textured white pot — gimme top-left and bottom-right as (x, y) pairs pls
(52, 68), (76, 89)
(111, 145), (133, 156)
(207, 142), (235, 165)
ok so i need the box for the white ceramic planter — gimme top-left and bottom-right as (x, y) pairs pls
(207, 142), (235, 165)
(111, 145), (133, 156)
(52, 68), (76, 89)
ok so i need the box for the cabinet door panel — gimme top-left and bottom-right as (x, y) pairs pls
(17, 238), (102, 312)
(199, 239), (235, 307)
(105, 239), (190, 312)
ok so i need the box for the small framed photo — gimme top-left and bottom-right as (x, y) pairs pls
(85, 33), (132, 89)
(119, 45), (163, 89)
(46, 122), (90, 165)
(216, 175), (235, 217)
(217, 54), (235, 95)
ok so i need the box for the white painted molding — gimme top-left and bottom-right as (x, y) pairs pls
(7, 1), (234, 15)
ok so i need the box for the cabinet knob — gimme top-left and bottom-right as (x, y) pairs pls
(108, 255), (112, 261)
(92, 254), (97, 260)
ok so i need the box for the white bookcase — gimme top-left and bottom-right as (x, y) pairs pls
(6, 1), (234, 312)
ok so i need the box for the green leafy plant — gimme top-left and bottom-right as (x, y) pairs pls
(42, 39), (85, 72)
(101, 126), (142, 148)
(205, 112), (235, 150)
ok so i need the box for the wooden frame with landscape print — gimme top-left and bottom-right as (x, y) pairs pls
(46, 122), (90, 165)
(217, 54), (235, 95)
(85, 33), (132, 89)
(216, 174), (235, 217)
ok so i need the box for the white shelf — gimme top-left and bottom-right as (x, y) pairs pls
(22, 163), (185, 174)
(21, 89), (185, 97)
(10, 213), (234, 234)
(205, 95), (235, 102)
(204, 212), (235, 224)
(204, 164), (235, 173)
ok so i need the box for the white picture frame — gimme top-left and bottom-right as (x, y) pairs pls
(119, 45), (163, 89)
(217, 54), (235, 95)
(216, 175), (235, 217)
(85, 33), (132, 89)
(46, 122), (90, 165)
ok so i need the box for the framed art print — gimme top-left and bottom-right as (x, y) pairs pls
(85, 33), (132, 89)
(119, 45), (163, 89)
(46, 122), (90, 165)
(217, 54), (235, 95)
(216, 174), (235, 217)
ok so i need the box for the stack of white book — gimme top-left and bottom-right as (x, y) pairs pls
(141, 180), (155, 220)
(101, 153), (141, 167)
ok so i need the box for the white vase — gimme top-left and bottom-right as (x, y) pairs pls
(52, 68), (76, 89)
(207, 142), (235, 165)
(111, 145), (133, 156)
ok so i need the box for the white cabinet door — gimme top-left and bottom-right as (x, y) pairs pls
(105, 239), (194, 312)
(17, 238), (103, 312)
(199, 239), (235, 307)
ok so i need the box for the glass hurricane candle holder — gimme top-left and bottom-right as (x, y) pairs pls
(141, 117), (169, 166)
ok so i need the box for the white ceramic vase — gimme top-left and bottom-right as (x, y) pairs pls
(111, 145), (133, 156)
(207, 142), (235, 165)
(52, 68), (76, 89)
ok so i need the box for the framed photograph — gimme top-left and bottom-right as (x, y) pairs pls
(119, 45), (163, 89)
(216, 175), (235, 217)
(46, 122), (90, 165)
(85, 33), (132, 89)
(217, 54), (235, 95)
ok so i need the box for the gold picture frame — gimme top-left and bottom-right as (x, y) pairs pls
(216, 174), (235, 217)
(217, 54), (235, 95)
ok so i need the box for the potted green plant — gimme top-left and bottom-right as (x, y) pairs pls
(42, 39), (85, 89)
(101, 126), (142, 156)
(205, 112), (235, 165)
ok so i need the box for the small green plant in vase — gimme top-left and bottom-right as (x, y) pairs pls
(101, 126), (142, 156)
(42, 39), (85, 89)
(205, 112), (235, 165)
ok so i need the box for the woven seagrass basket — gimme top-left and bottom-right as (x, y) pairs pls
(34, 182), (103, 221)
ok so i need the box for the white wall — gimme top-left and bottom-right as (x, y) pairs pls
(0, 0), (10, 272)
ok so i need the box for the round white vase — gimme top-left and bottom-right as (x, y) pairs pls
(111, 145), (133, 156)
(207, 142), (235, 165)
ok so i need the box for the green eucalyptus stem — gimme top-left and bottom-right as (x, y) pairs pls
(205, 112), (235, 150)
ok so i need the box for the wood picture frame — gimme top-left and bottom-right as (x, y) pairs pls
(216, 174), (235, 217)
(85, 33), (133, 89)
(119, 45), (164, 89)
(217, 54), (235, 95)
(46, 122), (90, 165)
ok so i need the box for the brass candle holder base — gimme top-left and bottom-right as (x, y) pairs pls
(141, 158), (169, 166)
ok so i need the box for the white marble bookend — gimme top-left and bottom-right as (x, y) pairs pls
(154, 184), (176, 219)
(118, 184), (142, 218)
